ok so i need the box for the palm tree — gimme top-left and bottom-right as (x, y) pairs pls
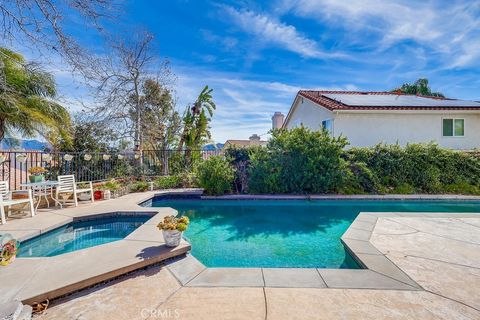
(392, 78), (445, 97)
(0, 48), (71, 144)
(191, 85), (216, 118)
(178, 85), (216, 152)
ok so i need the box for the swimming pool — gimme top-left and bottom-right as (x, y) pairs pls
(18, 215), (151, 257)
(149, 199), (480, 268)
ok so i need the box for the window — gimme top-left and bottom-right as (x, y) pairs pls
(442, 118), (464, 137)
(322, 119), (333, 134)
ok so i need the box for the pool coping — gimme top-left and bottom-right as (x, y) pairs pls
(201, 194), (480, 200)
(164, 213), (424, 290)
(166, 212), (480, 290)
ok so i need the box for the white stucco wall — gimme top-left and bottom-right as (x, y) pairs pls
(284, 97), (334, 131)
(335, 111), (480, 150)
(284, 96), (480, 150)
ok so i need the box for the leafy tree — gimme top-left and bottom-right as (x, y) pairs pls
(178, 85), (216, 152)
(392, 78), (445, 97)
(61, 115), (118, 153)
(0, 47), (71, 144)
(139, 79), (181, 150)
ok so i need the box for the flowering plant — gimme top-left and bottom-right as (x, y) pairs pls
(0, 239), (18, 266)
(157, 215), (190, 232)
(28, 166), (46, 175)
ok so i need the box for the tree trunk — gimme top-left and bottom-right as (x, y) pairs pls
(0, 117), (5, 142)
(177, 127), (187, 153)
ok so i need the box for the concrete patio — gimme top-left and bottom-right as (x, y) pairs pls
(1, 192), (480, 319)
(0, 191), (193, 306)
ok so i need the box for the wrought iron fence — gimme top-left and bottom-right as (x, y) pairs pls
(0, 149), (222, 189)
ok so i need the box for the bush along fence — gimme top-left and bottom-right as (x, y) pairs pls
(0, 149), (221, 189)
(196, 127), (480, 196)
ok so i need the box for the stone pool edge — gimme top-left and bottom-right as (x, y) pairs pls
(162, 210), (480, 290)
(164, 212), (428, 290)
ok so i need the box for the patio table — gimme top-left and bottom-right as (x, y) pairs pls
(20, 181), (62, 210)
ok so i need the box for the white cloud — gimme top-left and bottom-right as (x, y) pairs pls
(200, 29), (239, 50)
(223, 6), (340, 59)
(283, 0), (480, 68)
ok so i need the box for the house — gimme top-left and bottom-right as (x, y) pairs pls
(224, 134), (268, 148)
(282, 90), (480, 150)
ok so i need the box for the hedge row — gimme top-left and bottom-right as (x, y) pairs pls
(196, 127), (480, 195)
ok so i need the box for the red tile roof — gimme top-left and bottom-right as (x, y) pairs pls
(298, 90), (480, 111)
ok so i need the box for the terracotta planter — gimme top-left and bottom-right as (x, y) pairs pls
(93, 190), (103, 200)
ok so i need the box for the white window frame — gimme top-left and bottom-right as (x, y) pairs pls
(321, 119), (334, 135)
(442, 118), (465, 137)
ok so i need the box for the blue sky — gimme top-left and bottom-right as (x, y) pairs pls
(24, 0), (480, 143)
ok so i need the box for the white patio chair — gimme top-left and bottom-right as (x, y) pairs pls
(0, 181), (35, 225)
(55, 175), (94, 207)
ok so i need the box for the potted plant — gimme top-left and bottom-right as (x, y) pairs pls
(28, 166), (46, 183)
(92, 183), (105, 201)
(157, 215), (190, 247)
(0, 234), (19, 266)
(104, 179), (121, 198)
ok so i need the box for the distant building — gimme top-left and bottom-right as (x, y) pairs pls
(283, 90), (480, 150)
(272, 112), (285, 129)
(224, 134), (268, 148)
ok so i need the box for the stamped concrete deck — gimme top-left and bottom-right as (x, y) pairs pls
(2, 192), (480, 319)
(34, 212), (480, 319)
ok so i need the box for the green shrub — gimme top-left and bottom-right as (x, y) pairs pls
(224, 145), (258, 193)
(248, 147), (284, 193)
(176, 171), (197, 188)
(248, 127), (349, 194)
(346, 144), (406, 189)
(104, 179), (121, 191)
(390, 183), (415, 194)
(129, 181), (149, 192)
(444, 180), (480, 195)
(196, 156), (234, 195)
(342, 161), (381, 194)
(347, 143), (480, 194)
(154, 175), (181, 189)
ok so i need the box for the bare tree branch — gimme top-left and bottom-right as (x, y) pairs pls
(86, 32), (175, 151)
(0, 0), (119, 75)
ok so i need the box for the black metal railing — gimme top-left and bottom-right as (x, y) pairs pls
(0, 149), (222, 189)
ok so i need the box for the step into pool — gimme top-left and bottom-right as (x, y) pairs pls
(18, 215), (151, 257)
(148, 199), (480, 268)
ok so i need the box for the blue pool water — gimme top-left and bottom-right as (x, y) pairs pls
(150, 199), (480, 268)
(18, 215), (151, 257)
